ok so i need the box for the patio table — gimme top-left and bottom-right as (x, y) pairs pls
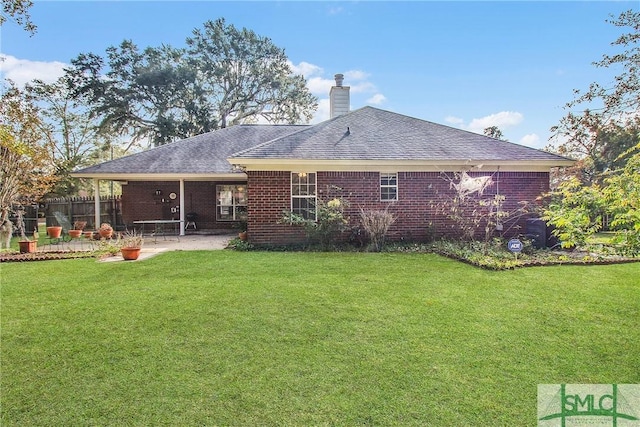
(133, 220), (183, 242)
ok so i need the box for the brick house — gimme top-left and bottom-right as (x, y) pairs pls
(74, 74), (573, 245)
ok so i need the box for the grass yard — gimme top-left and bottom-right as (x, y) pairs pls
(1, 251), (638, 426)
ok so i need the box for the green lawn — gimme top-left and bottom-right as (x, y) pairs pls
(1, 251), (638, 426)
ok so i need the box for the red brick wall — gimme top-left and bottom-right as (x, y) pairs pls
(247, 170), (550, 245)
(246, 171), (305, 245)
(121, 180), (245, 231)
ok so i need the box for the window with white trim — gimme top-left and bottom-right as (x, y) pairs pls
(291, 172), (317, 220)
(380, 173), (398, 201)
(216, 185), (247, 221)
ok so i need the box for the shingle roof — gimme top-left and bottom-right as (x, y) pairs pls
(75, 106), (572, 178)
(73, 124), (308, 176)
(231, 106), (572, 163)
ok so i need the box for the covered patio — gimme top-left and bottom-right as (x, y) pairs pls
(72, 124), (307, 235)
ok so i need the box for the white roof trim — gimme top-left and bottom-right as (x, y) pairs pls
(228, 158), (575, 173)
(70, 172), (247, 181)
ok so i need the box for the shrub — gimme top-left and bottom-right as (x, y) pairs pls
(280, 197), (349, 249)
(359, 207), (396, 252)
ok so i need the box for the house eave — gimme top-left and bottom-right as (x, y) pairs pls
(70, 172), (248, 181)
(227, 158), (576, 173)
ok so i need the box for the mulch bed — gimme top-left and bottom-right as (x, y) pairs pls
(0, 251), (101, 263)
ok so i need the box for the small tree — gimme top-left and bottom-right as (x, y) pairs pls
(0, 84), (57, 237)
(434, 170), (530, 251)
(600, 143), (640, 255)
(542, 145), (640, 256)
(541, 177), (604, 249)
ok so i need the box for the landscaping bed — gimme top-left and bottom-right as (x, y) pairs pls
(0, 250), (101, 262)
(229, 237), (639, 270)
(428, 242), (640, 270)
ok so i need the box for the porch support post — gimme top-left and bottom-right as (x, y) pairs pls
(179, 179), (185, 236)
(93, 179), (101, 229)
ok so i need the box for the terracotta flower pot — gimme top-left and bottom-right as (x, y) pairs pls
(19, 240), (37, 253)
(99, 229), (113, 239)
(238, 231), (248, 241)
(47, 226), (62, 238)
(121, 247), (142, 260)
(84, 231), (94, 239)
(69, 229), (82, 238)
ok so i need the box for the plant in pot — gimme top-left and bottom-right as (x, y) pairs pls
(69, 220), (86, 238)
(119, 230), (144, 260)
(236, 220), (248, 241)
(46, 224), (62, 239)
(99, 223), (113, 239)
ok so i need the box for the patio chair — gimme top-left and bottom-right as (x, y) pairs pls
(53, 211), (74, 234)
(47, 211), (75, 244)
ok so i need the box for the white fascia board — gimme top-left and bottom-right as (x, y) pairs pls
(69, 173), (247, 181)
(228, 158), (576, 173)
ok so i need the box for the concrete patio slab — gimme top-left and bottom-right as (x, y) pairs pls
(100, 233), (235, 262)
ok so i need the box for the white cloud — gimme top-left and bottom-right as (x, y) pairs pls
(0, 54), (66, 86)
(445, 116), (465, 126)
(344, 70), (369, 81)
(289, 61), (323, 78)
(519, 133), (540, 147)
(311, 98), (331, 124)
(350, 81), (377, 94)
(304, 76), (335, 96)
(367, 93), (386, 105)
(467, 111), (523, 134)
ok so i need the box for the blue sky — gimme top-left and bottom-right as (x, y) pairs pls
(1, 1), (637, 149)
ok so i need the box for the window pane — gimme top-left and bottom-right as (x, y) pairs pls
(297, 199), (316, 220)
(235, 206), (248, 221)
(382, 187), (397, 201)
(381, 173), (397, 186)
(219, 206), (232, 220)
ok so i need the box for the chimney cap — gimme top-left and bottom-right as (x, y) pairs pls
(334, 73), (344, 87)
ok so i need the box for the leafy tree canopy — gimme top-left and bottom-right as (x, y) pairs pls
(483, 126), (506, 140)
(69, 18), (317, 147)
(0, 83), (57, 220)
(0, 0), (36, 34)
(548, 10), (639, 183)
(25, 75), (115, 196)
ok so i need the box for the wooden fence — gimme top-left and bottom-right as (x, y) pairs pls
(8, 204), (40, 237)
(45, 196), (124, 231)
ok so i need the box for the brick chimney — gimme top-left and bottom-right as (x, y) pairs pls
(330, 73), (350, 118)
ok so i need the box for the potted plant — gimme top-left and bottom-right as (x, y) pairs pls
(13, 208), (37, 253)
(119, 230), (144, 260)
(46, 224), (62, 239)
(236, 220), (248, 241)
(99, 223), (113, 239)
(69, 220), (86, 238)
